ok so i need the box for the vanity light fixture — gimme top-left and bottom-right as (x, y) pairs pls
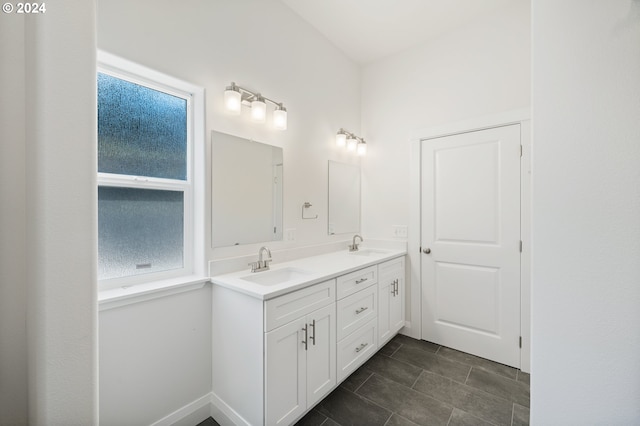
(224, 82), (242, 114)
(335, 129), (347, 147)
(224, 82), (287, 130)
(357, 140), (367, 156)
(273, 104), (287, 130)
(335, 128), (367, 156)
(346, 135), (358, 151)
(251, 95), (266, 123)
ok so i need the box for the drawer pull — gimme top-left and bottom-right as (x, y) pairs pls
(355, 278), (368, 284)
(301, 324), (308, 351)
(309, 319), (316, 346)
(391, 279), (399, 296)
(355, 342), (368, 353)
(355, 306), (368, 315)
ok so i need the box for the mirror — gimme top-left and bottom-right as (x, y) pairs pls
(211, 131), (283, 248)
(328, 161), (360, 235)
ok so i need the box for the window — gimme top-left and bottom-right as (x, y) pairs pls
(97, 52), (204, 289)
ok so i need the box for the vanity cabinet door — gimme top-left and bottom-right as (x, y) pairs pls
(389, 271), (404, 334)
(265, 317), (307, 426)
(306, 303), (336, 407)
(265, 304), (336, 425)
(378, 276), (392, 344)
(378, 257), (406, 345)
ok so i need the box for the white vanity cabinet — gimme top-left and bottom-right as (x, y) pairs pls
(335, 265), (378, 382)
(265, 295), (336, 425)
(378, 256), (405, 345)
(211, 278), (336, 426)
(210, 252), (406, 426)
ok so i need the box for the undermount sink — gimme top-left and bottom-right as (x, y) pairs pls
(240, 267), (313, 286)
(349, 248), (390, 257)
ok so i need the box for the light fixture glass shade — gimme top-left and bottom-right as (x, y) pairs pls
(336, 132), (347, 147)
(357, 141), (367, 156)
(273, 106), (287, 130)
(251, 97), (266, 122)
(224, 86), (241, 114)
(346, 137), (358, 151)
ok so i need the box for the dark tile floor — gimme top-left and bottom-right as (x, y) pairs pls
(196, 417), (220, 426)
(296, 335), (530, 426)
(198, 334), (530, 426)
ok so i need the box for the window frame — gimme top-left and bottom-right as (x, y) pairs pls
(97, 51), (205, 291)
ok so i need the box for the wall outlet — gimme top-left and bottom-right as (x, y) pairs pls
(285, 228), (296, 241)
(392, 225), (408, 238)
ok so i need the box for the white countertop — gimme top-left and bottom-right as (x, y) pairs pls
(210, 247), (406, 300)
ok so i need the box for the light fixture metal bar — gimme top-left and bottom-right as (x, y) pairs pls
(231, 83), (284, 109)
(340, 128), (365, 143)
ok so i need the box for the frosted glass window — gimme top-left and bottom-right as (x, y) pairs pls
(98, 187), (184, 280)
(98, 73), (188, 180)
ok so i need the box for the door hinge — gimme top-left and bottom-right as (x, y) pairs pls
(520, 145), (523, 157)
(519, 336), (522, 348)
(519, 240), (523, 252)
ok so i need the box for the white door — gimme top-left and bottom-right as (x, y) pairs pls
(306, 304), (336, 407)
(421, 124), (521, 367)
(265, 317), (307, 426)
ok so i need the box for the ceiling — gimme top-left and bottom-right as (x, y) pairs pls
(280, 0), (515, 64)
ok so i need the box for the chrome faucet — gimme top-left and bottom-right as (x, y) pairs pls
(249, 246), (272, 272)
(348, 234), (363, 252)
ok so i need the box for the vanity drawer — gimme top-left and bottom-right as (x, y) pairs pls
(336, 285), (377, 341)
(337, 318), (378, 382)
(264, 279), (335, 332)
(336, 266), (377, 300)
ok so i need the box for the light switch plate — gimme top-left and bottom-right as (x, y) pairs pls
(392, 225), (408, 238)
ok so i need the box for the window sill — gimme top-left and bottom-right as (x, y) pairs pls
(98, 275), (210, 311)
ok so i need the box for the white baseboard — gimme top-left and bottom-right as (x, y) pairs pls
(210, 392), (251, 426)
(147, 392), (238, 426)
(400, 321), (420, 340)
(150, 393), (213, 426)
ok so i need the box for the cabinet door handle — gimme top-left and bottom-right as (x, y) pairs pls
(395, 279), (399, 296)
(301, 324), (308, 351)
(309, 319), (316, 346)
(355, 307), (368, 315)
(355, 342), (368, 353)
(355, 278), (368, 284)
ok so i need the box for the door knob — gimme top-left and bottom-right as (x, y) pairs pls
(423, 248), (431, 254)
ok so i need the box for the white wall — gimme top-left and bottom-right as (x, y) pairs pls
(0, 12), (28, 426)
(361, 0), (530, 239)
(0, 0), (98, 424)
(99, 287), (212, 426)
(24, 2), (98, 424)
(531, 0), (640, 423)
(97, 0), (362, 259)
(97, 0), (361, 423)
(360, 1), (531, 334)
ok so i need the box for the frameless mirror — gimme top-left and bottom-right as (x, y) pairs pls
(211, 131), (283, 248)
(328, 160), (360, 235)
